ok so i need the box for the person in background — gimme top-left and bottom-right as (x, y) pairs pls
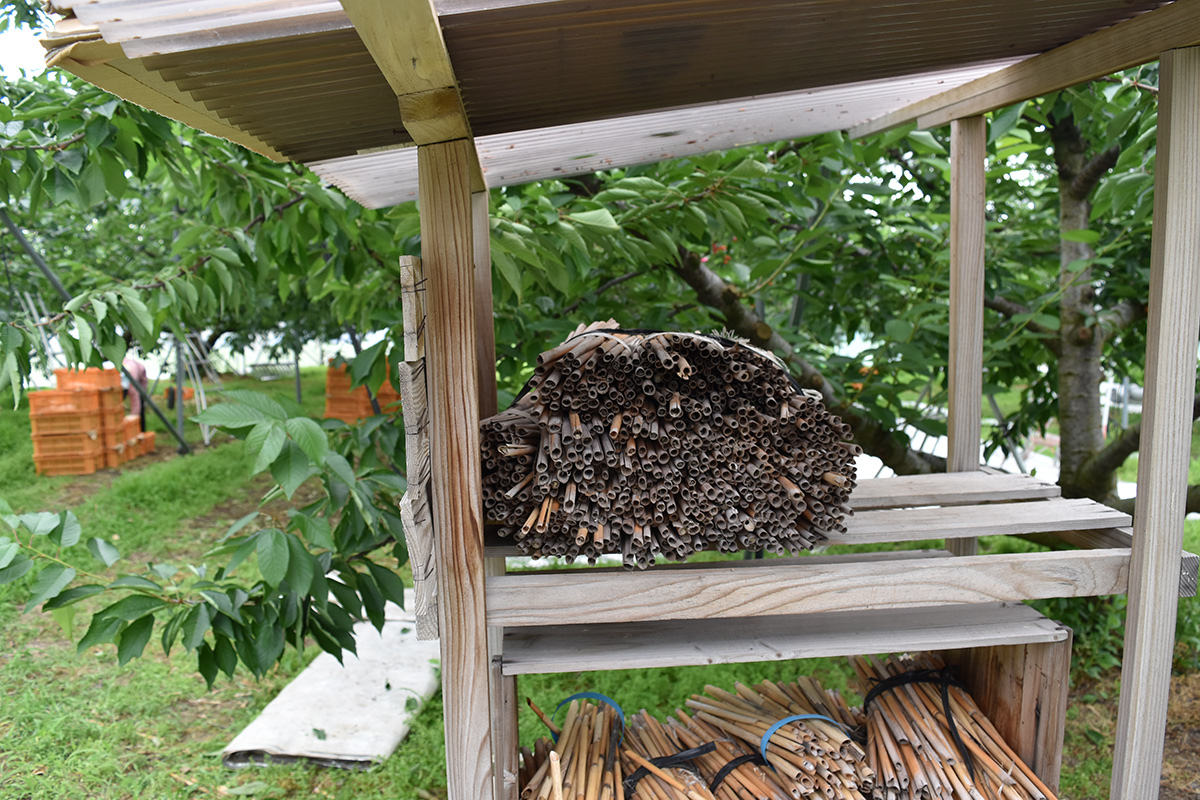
(122, 356), (149, 432)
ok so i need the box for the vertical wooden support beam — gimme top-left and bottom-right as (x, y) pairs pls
(1111, 46), (1200, 798)
(418, 139), (493, 800)
(475, 188), (518, 800)
(947, 116), (986, 557)
(939, 633), (1071, 791)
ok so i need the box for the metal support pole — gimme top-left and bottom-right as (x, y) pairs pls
(175, 337), (187, 454)
(294, 351), (302, 405)
(2, 208), (191, 454)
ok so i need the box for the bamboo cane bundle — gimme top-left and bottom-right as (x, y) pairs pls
(851, 654), (1059, 800)
(482, 321), (858, 567)
(520, 698), (625, 800)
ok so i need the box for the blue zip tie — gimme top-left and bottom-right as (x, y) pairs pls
(549, 692), (626, 744)
(759, 714), (849, 765)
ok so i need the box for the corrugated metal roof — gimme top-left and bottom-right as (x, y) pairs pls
(43, 0), (1175, 205)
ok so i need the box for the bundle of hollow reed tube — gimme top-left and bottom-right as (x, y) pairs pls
(518, 662), (1060, 800)
(482, 321), (858, 567)
(852, 654), (1059, 800)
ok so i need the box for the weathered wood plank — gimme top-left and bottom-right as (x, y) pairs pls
(1112, 46), (1200, 798)
(486, 549), (1130, 628)
(947, 116), (987, 558)
(850, 1), (1200, 137)
(502, 601), (1067, 676)
(849, 471), (1061, 508)
(827, 496), (1131, 545)
(418, 139), (492, 800)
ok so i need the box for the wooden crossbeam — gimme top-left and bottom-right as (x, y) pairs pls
(486, 548), (1130, 627)
(850, 0), (1200, 137)
(339, 0), (484, 188)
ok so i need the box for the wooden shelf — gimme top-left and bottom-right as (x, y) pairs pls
(485, 473), (1148, 628)
(501, 601), (1069, 675)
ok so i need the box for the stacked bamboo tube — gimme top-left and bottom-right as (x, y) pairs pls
(518, 662), (1060, 800)
(851, 654), (1059, 800)
(683, 680), (874, 799)
(482, 321), (858, 567)
(520, 698), (624, 800)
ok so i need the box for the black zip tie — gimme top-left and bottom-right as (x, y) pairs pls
(863, 667), (977, 782)
(708, 751), (769, 794)
(622, 742), (716, 795)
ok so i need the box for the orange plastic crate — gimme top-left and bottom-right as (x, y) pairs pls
(34, 452), (99, 476)
(324, 395), (374, 422)
(97, 387), (125, 412)
(123, 415), (140, 440)
(32, 432), (103, 458)
(29, 389), (101, 416)
(140, 431), (156, 455)
(103, 444), (126, 468)
(55, 367), (121, 391)
(30, 411), (101, 437)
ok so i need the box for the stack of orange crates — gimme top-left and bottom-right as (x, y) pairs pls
(323, 361), (400, 422)
(30, 367), (152, 475)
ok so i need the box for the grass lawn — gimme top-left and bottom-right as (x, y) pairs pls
(2, 373), (1199, 799)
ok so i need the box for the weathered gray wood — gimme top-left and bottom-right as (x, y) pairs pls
(849, 470), (1060, 508)
(397, 256), (438, 639)
(826, 496), (1130, 545)
(487, 548), (1130, 628)
(418, 138), (492, 800)
(947, 116), (986, 558)
(502, 601), (1067, 675)
(1048, 527), (1198, 597)
(1112, 46), (1200, 800)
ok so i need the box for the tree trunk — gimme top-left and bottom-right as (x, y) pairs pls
(1051, 115), (1115, 500)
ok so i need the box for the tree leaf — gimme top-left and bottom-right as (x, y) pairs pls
(117, 614), (155, 666)
(195, 403), (269, 430)
(284, 534), (315, 596)
(291, 511), (334, 550)
(86, 537), (121, 567)
(256, 529), (290, 587)
(270, 441), (313, 499)
(0, 538), (18, 570)
(102, 594), (169, 621)
(50, 511), (82, 548)
(43, 584), (105, 609)
(286, 417), (329, 466)
(107, 575), (162, 591)
(77, 613), (122, 654)
(246, 421), (286, 475)
(219, 389), (288, 420)
(324, 452), (356, 488)
(365, 560), (406, 608)
(219, 511), (260, 544)
(1, 554), (36, 585)
(180, 602), (212, 652)
(567, 208), (620, 232)
(25, 564), (76, 612)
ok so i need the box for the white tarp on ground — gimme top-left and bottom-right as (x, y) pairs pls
(223, 590), (440, 770)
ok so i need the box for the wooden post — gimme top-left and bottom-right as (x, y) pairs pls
(418, 139), (493, 800)
(1111, 46), (1200, 798)
(475, 188), (518, 800)
(947, 115), (986, 557)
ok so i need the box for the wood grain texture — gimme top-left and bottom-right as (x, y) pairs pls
(486, 548), (1130, 627)
(947, 116), (986, 557)
(502, 602), (1068, 675)
(398, 256), (438, 638)
(849, 470), (1061, 508)
(1112, 46), (1200, 799)
(826, 496), (1131, 545)
(418, 139), (492, 800)
(851, 1), (1200, 136)
(339, 0), (472, 145)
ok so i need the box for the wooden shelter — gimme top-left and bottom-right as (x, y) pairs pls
(42, 1), (1200, 797)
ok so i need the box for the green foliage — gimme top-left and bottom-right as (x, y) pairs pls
(1, 375), (407, 683)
